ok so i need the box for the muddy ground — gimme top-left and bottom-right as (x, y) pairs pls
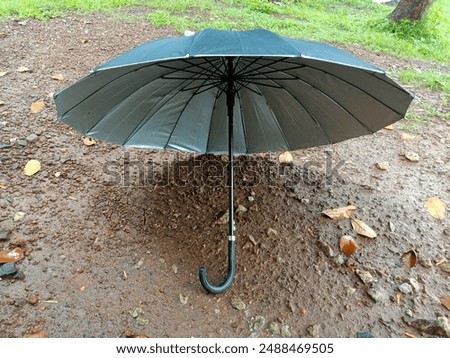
(0, 12), (449, 338)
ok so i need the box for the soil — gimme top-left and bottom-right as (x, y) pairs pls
(0, 12), (449, 338)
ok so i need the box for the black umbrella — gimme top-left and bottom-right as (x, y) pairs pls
(54, 28), (413, 293)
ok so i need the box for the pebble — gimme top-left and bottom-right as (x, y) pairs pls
(356, 270), (376, 285)
(179, 294), (189, 305)
(419, 257), (432, 268)
(216, 211), (229, 225)
(0, 229), (10, 241)
(404, 151), (420, 162)
(406, 317), (450, 338)
(333, 254), (346, 266)
(128, 307), (143, 318)
(13, 211), (26, 222)
(0, 142), (11, 150)
(408, 278), (421, 292)
(367, 287), (388, 303)
(439, 262), (450, 274)
(356, 332), (374, 338)
(236, 205), (248, 214)
(27, 295), (39, 305)
(318, 240), (334, 257)
(307, 323), (321, 337)
(267, 228), (278, 236)
(26, 133), (39, 143)
(0, 263), (18, 277)
(231, 298), (246, 311)
(398, 283), (413, 294)
(376, 162), (389, 170)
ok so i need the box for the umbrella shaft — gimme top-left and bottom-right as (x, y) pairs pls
(226, 57), (235, 238)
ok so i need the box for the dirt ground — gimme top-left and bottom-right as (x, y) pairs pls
(0, 11), (449, 338)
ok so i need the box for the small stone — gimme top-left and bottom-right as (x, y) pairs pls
(404, 151), (420, 162)
(367, 287), (388, 303)
(307, 323), (321, 337)
(236, 205), (248, 214)
(172, 264), (178, 274)
(248, 196), (255, 202)
(318, 240), (334, 257)
(247, 234), (257, 246)
(356, 332), (374, 338)
(301, 198), (310, 204)
(0, 229), (11, 241)
(407, 317), (450, 338)
(26, 133), (39, 143)
(356, 269), (376, 285)
(27, 295), (39, 306)
(17, 139), (27, 147)
(216, 211), (229, 225)
(398, 283), (413, 294)
(13, 212), (26, 222)
(231, 297), (246, 310)
(280, 324), (292, 338)
(439, 262), (450, 274)
(333, 254), (346, 266)
(406, 309), (413, 317)
(179, 294), (189, 305)
(135, 258), (144, 269)
(0, 142), (11, 150)
(267, 228), (278, 236)
(0, 262), (18, 277)
(269, 321), (280, 335)
(419, 257), (432, 268)
(376, 161), (389, 170)
(408, 278), (421, 292)
(252, 315), (266, 332)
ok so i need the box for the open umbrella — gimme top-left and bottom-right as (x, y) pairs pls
(54, 28), (413, 294)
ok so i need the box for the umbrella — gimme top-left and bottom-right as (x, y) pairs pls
(54, 28), (413, 294)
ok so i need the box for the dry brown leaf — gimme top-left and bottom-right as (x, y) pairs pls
(0, 247), (25, 263)
(440, 297), (450, 311)
(401, 249), (417, 268)
(278, 151), (293, 164)
(400, 133), (415, 141)
(83, 137), (97, 146)
(17, 66), (31, 73)
(24, 159), (41, 176)
(322, 205), (356, 220)
(339, 235), (357, 257)
(0, 71), (7, 77)
(25, 331), (48, 338)
(351, 218), (377, 238)
(51, 73), (64, 81)
(424, 197), (446, 220)
(384, 124), (395, 130)
(30, 101), (45, 113)
(404, 332), (417, 338)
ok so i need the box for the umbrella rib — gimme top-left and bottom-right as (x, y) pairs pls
(264, 78), (334, 144)
(121, 88), (188, 146)
(236, 90), (249, 154)
(205, 87), (222, 154)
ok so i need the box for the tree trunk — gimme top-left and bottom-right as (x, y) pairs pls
(389, 0), (435, 22)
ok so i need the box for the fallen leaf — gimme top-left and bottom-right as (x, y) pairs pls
(278, 151), (293, 164)
(424, 197), (446, 220)
(44, 300), (58, 304)
(339, 235), (358, 257)
(322, 205), (356, 220)
(404, 332), (417, 338)
(384, 124), (395, 130)
(400, 133), (415, 141)
(404, 151), (419, 162)
(17, 66), (31, 73)
(401, 250), (417, 268)
(83, 137), (96, 146)
(0, 247), (25, 263)
(351, 218), (377, 238)
(441, 297), (450, 311)
(24, 159), (41, 176)
(25, 331), (48, 338)
(0, 71), (8, 77)
(30, 101), (45, 113)
(51, 73), (64, 81)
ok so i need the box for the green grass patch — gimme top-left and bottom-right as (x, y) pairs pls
(1, 0), (450, 64)
(398, 69), (450, 94)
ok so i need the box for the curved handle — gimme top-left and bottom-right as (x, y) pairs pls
(199, 238), (235, 294)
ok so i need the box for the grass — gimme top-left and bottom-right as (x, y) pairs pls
(1, 0), (449, 65)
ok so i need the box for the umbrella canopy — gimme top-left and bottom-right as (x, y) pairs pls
(54, 29), (413, 294)
(55, 28), (412, 155)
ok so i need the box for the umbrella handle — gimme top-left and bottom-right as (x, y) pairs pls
(199, 237), (236, 294)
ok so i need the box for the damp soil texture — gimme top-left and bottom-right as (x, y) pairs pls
(0, 13), (449, 338)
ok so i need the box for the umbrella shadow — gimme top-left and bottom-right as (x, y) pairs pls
(94, 151), (345, 293)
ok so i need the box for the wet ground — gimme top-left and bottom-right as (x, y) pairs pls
(0, 12), (449, 338)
